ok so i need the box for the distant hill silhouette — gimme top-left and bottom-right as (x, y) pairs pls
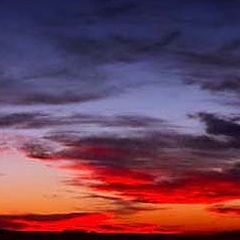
(1, 230), (240, 240)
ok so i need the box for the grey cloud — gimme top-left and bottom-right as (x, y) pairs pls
(22, 127), (240, 172)
(179, 43), (240, 98)
(196, 112), (240, 139)
(0, 112), (168, 130)
(2, 0), (240, 106)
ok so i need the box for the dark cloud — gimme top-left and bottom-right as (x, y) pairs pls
(227, 162), (240, 179)
(96, 2), (137, 19)
(82, 193), (165, 215)
(55, 31), (181, 65)
(180, 50), (240, 68)
(0, 0), (181, 106)
(201, 79), (240, 93)
(70, 114), (169, 129)
(0, 219), (26, 231)
(0, 212), (97, 222)
(0, 111), (75, 129)
(196, 112), (240, 138)
(208, 203), (240, 216)
(180, 45), (240, 99)
(19, 92), (111, 105)
(0, 70), (115, 105)
(21, 124), (239, 173)
(1, 0), (240, 106)
(0, 212), (113, 231)
(0, 112), (168, 130)
(0, 112), (47, 128)
(220, 38), (240, 52)
(96, 223), (166, 233)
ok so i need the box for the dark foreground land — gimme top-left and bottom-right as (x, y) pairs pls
(1, 230), (240, 240)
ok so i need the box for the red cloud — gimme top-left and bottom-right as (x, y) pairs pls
(0, 212), (112, 232)
(87, 167), (154, 186)
(21, 135), (240, 205)
(0, 212), (170, 233)
(95, 171), (240, 204)
(65, 163), (240, 204)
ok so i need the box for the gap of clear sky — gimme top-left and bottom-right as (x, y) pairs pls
(0, 0), (240, 234)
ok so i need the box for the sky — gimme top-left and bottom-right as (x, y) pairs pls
(0, 0), (240, 234)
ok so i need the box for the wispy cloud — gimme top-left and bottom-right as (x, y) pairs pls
(208, 202), (240, 216)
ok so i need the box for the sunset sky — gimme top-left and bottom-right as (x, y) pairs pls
(0, 0), (240, 234)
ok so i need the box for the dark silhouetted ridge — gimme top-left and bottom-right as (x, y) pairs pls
(1, 230), (240, 240)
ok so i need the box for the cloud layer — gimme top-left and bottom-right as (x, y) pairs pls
(1, 0), (240, 233)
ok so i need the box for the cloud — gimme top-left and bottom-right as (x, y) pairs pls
(0, 112), (168, 130)
(0, 112), (49, 128)
(179, 45), (240, 102)
(228, 162), (240, 178)
(91, 169), (240, 204)
(0, 219), (25, 231)
(42, 130), (239, 167)
(69, 114), (169, 130)
(208, 202), (240, 216)
(196, 112), (240, 139)
(0, 0), (181, 106)
(21, 129), (240, 204)
(0, 212), (112, 232)
(1, 0), (240, 107)
(0, 212), (100, 222)
(220, 38), (240, 52)
(1, 0), (240, 232)
(17, 108), (239, 207)
(38, 133), (171, 168)
(95, 2), (137, 19)
(57, 31), (181, 64)
(19, 92), (111, 105)
(0, 212), (167, 233)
